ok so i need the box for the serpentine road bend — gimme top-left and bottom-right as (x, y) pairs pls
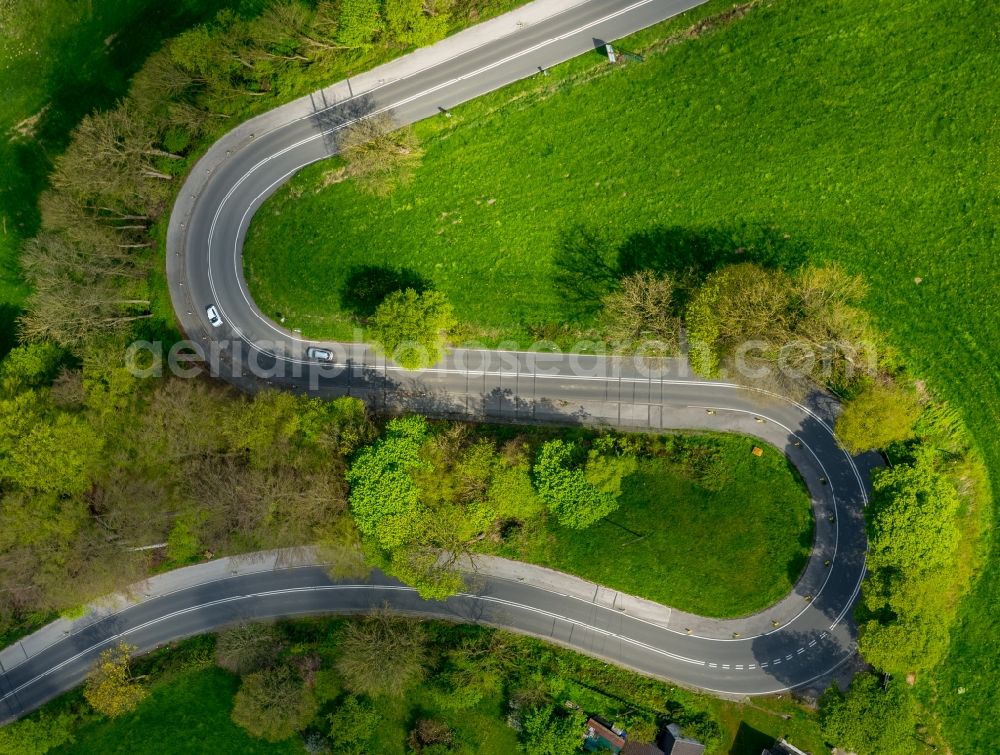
(0, 0), (880, 724)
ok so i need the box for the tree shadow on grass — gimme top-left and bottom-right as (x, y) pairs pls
(0, 304), (22, 360)
(787, 525), (814, 587)
(551, 222), (810, 316)
(729, 722), (775, 755)
(339, 264), (431, 318)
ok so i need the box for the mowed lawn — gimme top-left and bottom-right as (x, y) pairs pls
(245, 2), (999, 747)
(495, 435), (813, 618)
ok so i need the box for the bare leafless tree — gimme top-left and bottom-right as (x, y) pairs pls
(338, 112), (423, 196)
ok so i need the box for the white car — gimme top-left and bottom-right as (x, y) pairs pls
(306, 347), (334, 362)
(205, 305), (223, 327)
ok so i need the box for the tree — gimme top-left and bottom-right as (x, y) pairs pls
(339, 112), (423, 195)
(533, 440), (621, 529)
(297, 396), (375, 455)
(384, 0), (449, 47)
(858, 457), (962, 673)
(327, 696), (379, 754)
(836, 383), (922, 453)
(685, 262), (793, 376)
(820, 673), (916, 755)
(0, 342), (64, 395)
(0, 396), (100, 496)
(335, 613), (427, 696)
(521, 705), (587, 755)
(686, 263), (880, 391)
(84, 642), (147, 717)
(215, 622), (282, 674)
(50, 101), (179, 215)
(369, 289), (456, 370)
(231, 664), (318, 742)
(601, 270), (681, 356)
(866, 458), (961, 574)
(0, 711), (76, 755)
(347, 415), (429, 549)
(337, 0), (384, 48)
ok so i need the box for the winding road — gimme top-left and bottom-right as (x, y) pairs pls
(1, 0), (878, 723)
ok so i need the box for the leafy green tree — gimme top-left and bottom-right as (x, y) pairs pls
(335, 613), (428, 696)
(0, 711), (76, 755)
(685, 263), (793, 377)
(820, 673), (916, 755)
(836, 383), (922, 453)
(866, 458), (960, 574)
(859, 456), (962, 673)
(0, 343), (64, 395)
(297, 396), (374, 455)
(584, 450), (638, 498)
(487, 464), (544, 521)
(533, 440), (620, 529)
(521, 705), (587, 755)
(0, 394), (100, 496)
(328, 696), (379, 754)
(222, 389), (301, 468)
(369, 289), (456, 370)
(347, 415), (430, 549)
(384, 0), (449, 47)
(231, 664), (318, 742)
(859, 611), (952, 674)
(337, 0), (384, 47)
(84, 642), (146, 718)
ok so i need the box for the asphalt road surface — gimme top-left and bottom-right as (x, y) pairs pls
(0, 0), (877, 723)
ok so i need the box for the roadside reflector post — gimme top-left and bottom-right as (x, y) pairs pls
(605, 44), (617, 64)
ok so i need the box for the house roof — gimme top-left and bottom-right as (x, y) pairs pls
(762, 739), (810, 755)
(661, 724), (706, 755)
(585, 718), (626, 752)
(622, 739), (665, 755)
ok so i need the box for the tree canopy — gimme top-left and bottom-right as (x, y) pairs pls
(84, 642), (146, 718)
(533, 440), (630, 529)
(859, 455), (963, 673)
(339, 112), (424, 196)
(335, 613), (428, 697)
(836, 383), (922, 453)
(369, 289), (456, 370)
(231, 664), (318, 742)
(820, 673), (916, 755)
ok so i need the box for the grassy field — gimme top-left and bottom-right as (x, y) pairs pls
(492, 433), (813, 618)
(245, 0), (999, 748)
